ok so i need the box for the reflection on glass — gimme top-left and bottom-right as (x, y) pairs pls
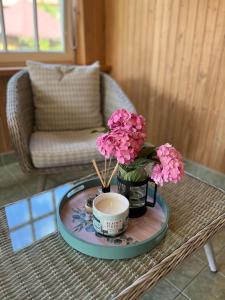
(5, 182), (74, 252)
(37, 0), (63, 51)
(3, 0), (35, 51)
(54, 183), (74, 208)
(31, 191), (53, 218)
(10, 225), (33, 251)
(34, 215), (56, 240)
(5, 199), (30, 229)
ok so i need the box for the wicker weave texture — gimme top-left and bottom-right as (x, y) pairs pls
(0, 174), (225, 300)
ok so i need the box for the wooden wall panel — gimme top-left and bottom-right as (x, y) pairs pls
(76, 0), (105, 65)
(0, 77), (12, 152)
(105, 0), (225, 173)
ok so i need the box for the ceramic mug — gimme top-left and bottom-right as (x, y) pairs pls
(93, 192), (129, 237)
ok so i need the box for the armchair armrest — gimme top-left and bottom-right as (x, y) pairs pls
(101, 73), (137, 123)
(7, 70), (34, 173)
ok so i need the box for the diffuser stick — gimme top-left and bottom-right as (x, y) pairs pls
(104, 158), (107, 185)
(107, 162), (119, 187)
(92, 160), (105, 187)
(106, 157), (112, 181)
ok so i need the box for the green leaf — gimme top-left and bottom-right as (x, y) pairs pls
(91, 127), (108, 134)
(138, 145), (157, 158)
(119, 157), (151, 173)
(118, 165), (148, 182)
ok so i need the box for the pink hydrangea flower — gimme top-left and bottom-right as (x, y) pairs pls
(151, 143), (184, 186)
(108, 109), (146, 134)
(97, 109), (146, 164)
(96, 128), (145, 164)
(96, 132), (115, 159)
(112, 129), (145, 164)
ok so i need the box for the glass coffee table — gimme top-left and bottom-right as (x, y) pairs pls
(0, 173), (225, 299)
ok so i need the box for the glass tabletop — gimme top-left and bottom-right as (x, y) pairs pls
(4, 182), (75, 252)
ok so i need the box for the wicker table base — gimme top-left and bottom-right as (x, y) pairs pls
(0, 173), (225, 300)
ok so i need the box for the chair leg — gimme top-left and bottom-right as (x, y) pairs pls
(204, 241), (217, 272)
(37, 175), (47, 193)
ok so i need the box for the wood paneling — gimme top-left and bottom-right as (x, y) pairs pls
(0, 77), (12, 152)
(76, 0), (105, 65)
(105, 0), (225, 173)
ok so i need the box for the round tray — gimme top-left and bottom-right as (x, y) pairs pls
(57, 178), (169, 260)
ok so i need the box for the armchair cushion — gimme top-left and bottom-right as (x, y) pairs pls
(30, 128), (104, 168)
(26, 60), (103, 131)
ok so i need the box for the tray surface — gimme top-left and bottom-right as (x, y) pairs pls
(61, 186), (165, 246)
(57, 178), (169, 259)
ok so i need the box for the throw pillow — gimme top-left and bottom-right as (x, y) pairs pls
(26, 60), (103, 131)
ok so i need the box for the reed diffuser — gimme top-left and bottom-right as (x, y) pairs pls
(92, 159), (119, 192)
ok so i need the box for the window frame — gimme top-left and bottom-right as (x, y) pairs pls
(0, 0), (75, 67)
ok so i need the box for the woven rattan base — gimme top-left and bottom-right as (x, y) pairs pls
(0, 173), (225, 300)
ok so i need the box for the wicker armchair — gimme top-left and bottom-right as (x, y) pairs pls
(7, 70), (136, 191)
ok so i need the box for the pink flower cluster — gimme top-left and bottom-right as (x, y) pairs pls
(151, 143), (184, 186)
(108, 109), (145, 133)
(97, 109), (146, 164)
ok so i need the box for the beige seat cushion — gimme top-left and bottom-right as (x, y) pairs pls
(26, 60), (103, 131)
(30, 128), (104, 168)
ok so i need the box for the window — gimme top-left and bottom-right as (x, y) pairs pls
(0, 0), (75, 66)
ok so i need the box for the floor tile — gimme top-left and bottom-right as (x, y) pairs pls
(0, 184), (28, 207)
(21, 176), (57, 196)
(210, 228), (225, 254)
(214, 247), (225, 276)
(0, 164), (17, 188)
(0, 151), (17, 166)
(48, 167), (93, 185)
(183, 266), (225, 300)
(166, 254), (205, 290)
(141, 279), (180, 300)
(194, 248), (208, 265)
(185, 160), (225, 191)
(195, 227), (225, 263)
(5, 162), (29, 182)
(174, 293), (190, 300)
(0, 164), (29, 206)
